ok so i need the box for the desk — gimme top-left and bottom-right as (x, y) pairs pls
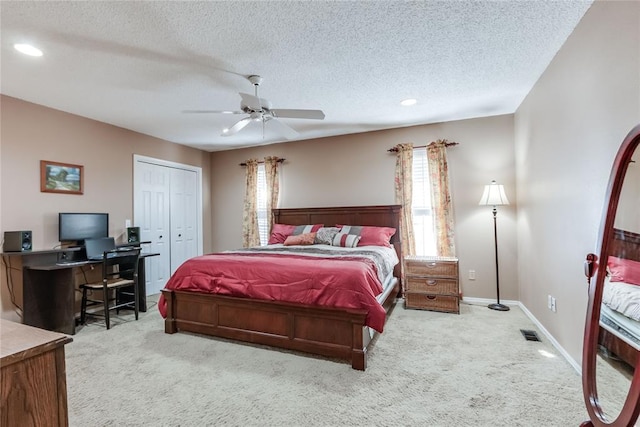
(4, 249), (158, 335)
(1, 319), (72, 426)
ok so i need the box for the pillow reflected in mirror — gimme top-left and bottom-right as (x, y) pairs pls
(608, 256), (640, 286)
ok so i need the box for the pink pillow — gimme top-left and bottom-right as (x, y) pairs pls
(335, 225), (396, 247)
(268, 223), (323, 244)
(284, 232), (317, 246)
(608, 256), (640, 286)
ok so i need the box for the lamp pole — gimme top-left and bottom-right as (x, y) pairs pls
(488, 205), (509, 311)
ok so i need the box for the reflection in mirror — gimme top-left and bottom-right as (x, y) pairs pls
(596, 146), (639, 422)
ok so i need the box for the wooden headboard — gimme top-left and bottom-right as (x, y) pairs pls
(273, 205), (403, 279)
(611, 228), (640, 262)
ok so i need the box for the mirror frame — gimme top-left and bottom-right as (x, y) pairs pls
(582, 124), (640, 427)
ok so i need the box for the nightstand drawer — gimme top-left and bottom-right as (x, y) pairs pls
(405, 293), (459, 313)
(405, 277), (457, 294)
(405, 259), (457, 277)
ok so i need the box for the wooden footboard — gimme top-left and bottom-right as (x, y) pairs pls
(162, 278), (399, 370)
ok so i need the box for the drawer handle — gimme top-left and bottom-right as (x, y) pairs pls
(427, 263), (437, 268)
(426, 280), (437, 286)
(426, 295), (437, 300)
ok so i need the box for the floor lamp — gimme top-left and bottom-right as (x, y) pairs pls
(479, 180), (510, 311)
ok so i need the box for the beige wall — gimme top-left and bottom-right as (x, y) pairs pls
(0, 95), (212, 321)
(514, 0), (640, 365)
(210, 114), (518, 303)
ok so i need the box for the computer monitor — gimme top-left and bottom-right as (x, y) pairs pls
(58, 212), (109, 244)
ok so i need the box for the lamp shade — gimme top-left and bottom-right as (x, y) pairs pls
(479, 180), (510, 206)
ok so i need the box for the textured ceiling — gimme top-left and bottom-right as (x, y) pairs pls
(0, 1), (593, 152)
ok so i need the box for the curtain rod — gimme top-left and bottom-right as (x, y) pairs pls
(239, 158), (286, 166)
(387, 141), (459, 153)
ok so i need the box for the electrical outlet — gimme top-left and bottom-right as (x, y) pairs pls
(125, 219), (132, 229)
(547, 295), (552, 310)
(551, 297), (557, 313)
(468, 270), (476, 280)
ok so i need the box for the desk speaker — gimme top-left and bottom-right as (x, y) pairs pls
(3, 230), (32, 252)
(127, 227), (140, 244)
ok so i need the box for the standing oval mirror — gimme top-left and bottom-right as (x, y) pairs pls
(582, 124), (640, 427)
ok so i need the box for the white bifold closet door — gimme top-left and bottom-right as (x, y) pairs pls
(169, 167), (198, 274)
(134, 156), (202, 296)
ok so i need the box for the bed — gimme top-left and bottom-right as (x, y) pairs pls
(160, 205), (402, 370)
(599, 228), (640, 369)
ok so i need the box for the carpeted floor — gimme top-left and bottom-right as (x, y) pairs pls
(65, 298), (590, 426)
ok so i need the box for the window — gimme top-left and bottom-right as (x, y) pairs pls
(412, 148), (437, 256)
(256, 163), (268, 245)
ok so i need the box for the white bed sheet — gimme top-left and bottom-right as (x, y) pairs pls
(603, 278), (640, 321)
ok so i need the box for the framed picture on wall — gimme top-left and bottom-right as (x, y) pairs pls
(40, 160), (84, 195)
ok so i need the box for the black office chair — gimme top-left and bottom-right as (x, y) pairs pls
(80, 247), (141, 329)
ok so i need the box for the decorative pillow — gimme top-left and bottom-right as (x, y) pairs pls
(268, 223), (323, 244)
(284, 232), (317, 246)
(608, 256), (640, 286)
(335, 225), (396, 247)
(314, 227), (340, 245)
(332, 233), (361, 248)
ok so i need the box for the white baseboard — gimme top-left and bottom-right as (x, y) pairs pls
(517, 302), (581, 375)
(461, 297), (581, 375)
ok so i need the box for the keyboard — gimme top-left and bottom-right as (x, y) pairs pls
(55, 260), (89, 267)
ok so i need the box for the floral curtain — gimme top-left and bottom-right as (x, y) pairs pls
(242, 158), (260, 248)
(427, 140), (456, 257)
(264, 156), (281, 236)
(394, 143), (416, 261)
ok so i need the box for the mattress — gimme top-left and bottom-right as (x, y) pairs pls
(600, 304), (640, 350)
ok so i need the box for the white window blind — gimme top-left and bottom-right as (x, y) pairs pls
(256, 164), (268, 246)
(412, 148), (437, 256)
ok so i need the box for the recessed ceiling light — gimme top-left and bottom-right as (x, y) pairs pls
(14, 43), (43, 57)
(400, 98), (417, 106)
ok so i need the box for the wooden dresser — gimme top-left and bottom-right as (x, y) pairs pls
(404, 256), (460, 314)
(1, 319), (73, 426)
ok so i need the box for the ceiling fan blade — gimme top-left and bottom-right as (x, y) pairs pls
(222, 117), (252, 136)
(183, 109), (244, 114)
(271, 109), (325, 120)
(265, 117), (299, 139)
(239, 92), (263, 111)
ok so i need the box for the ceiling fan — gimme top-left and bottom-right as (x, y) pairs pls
(184, 75), (325, 139)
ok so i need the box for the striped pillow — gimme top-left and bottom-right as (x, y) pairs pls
(332, 233), (361, 248)
(268, 223), (323, 244)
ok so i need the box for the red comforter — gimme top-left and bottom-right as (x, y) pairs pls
(158, 250), (387, 332)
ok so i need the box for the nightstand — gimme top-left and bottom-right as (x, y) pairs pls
(404, 256), (459, 314)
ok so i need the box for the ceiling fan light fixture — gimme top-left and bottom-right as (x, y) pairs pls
(14, 43), (43, 57)
(400, 98), (417, 106)
(190, 74), (325, 140)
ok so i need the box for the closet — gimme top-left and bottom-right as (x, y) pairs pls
(133, 155), (202, 295)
